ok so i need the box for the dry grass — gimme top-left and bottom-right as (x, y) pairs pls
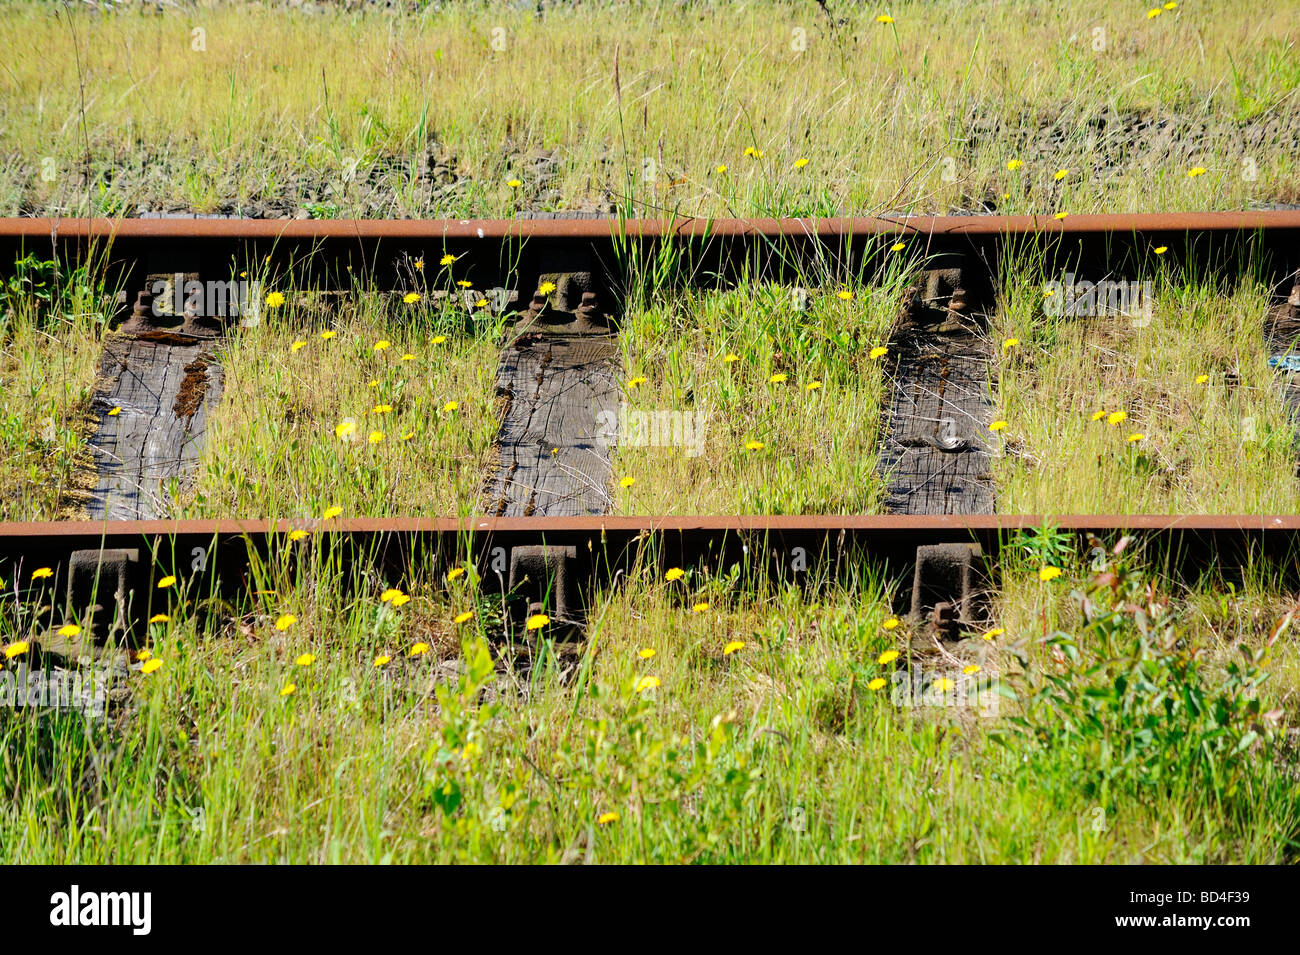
(1, 1), (1297, 219)
(989, 274), (1299, 513)
(188, 294), (501, 519)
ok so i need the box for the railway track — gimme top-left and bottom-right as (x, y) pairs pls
(4, 212), (1300, 651)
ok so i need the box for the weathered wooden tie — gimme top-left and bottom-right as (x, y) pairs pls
(77, 275), (227, 521)
(878, 256), (997, 516)
(482, 268), (620, 519)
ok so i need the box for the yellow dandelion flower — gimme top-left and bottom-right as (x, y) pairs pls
(380, 589), (403, 603)
(295, 653), (315, 666)
(598, 811), (619, 825)
(744, 440), (765, 451)
(867, 677), (888, 690)
(878, 649), (900, 665)
(723, 640), (745, 655)
(1054, 169), (1068, 181)
(108, 406), (121, 416)
(157, 575), (176, 589)
(391, 594), (411, 607)
(372, 404), (393, 415)
(1039, 566), (1062, 582)
(1195, 374), (1209, 384)
(265, 291), (285, 308)
(837, 290), (854, 301)
(1053, 212), (1069, 220)
(275, 613), (296, 631)
(635, 675), (661, 692)
(323, 505), (343, 520)
(1002, 337), (1020, 351)
(989, 420), (1008, 432)
(454, 610), (474, 624)
(883, 617), (900, 630)
(409, 642), (430, 657)
(3, 641), (30, 660)
(1091, 410), (1108, 421)
(290, 340), (306, 353)
(31, 567), (53, 580)
(876, 14), (894, 24)
(432, 335), (446, 345)
(1154, 246), (1168, 254)
(373, 339), (391, 351)
(982, 627), (1004, 641)
(1187, 166), (1207, 178)
(320, 330), (337, 339)
(806, 380), (822, 391)
(626, 376), (647, 388)
(447, 567), (466, 581)
(56, 624), (81, 638)
(414, 259), (425, 271)
(890, 241), (906, 252)
(142, 658), (163, 674)
(280, 683), (296, 697)
(148, 613), (169, 624)
(1106, 410), (1127, 426)
(1147, 7), (1162, 18)
(368, 430), (385, 444)
(962, 664), (981, 675)
(934, 677), (955, 692)
(664, 567), (685, 582)
(403, 292), (421, 305)
(475, 298), (489, 308)
(526, 613), (549, 631)
(368, 380), (379, 388)
(440, 254), (457, 266)
(137, 649), (152, 661)
(639, 647), (656, 659)
(793, 157), (809, 169)
(619, 476), (635, 488)
(538, 281), (557, 295)
(715, 164), (727, 174)
(768, 373), (788, 384)
(400, 430), (414, 441)
(442, 400), (458, 412)
(1164, 2), (1176, 9)
(692, 602), (710, 613)
(335, 421), (356, 439)
(1127, 433), (1146, 443)
(723, 353), (740, 363)
(507, 178), (522, 188)
(373, 655), (391, 667)
(869, 346), (889, 359)
(1007, 159), (1024, 171)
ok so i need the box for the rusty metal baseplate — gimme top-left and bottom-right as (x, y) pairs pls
(908, 542), (989, 641)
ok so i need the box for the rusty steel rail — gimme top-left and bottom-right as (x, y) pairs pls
(7, 514), (1300, 641)
(3, 211), (1300, 295)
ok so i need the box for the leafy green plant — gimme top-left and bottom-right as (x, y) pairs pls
(999, 543), (1288, 810)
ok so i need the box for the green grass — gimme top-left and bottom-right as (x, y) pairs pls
(990, 271), (1300, 513)
(0, 253), (108, 521)
(4, 0), (1300, 867)
(2, 1), (1298, 220)
(610, 279), (899, 514)
(1, 534), (1296, 863)
(186, 291), (502, 520)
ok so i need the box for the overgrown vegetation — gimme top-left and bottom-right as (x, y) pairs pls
(2, 1), (1298, 220)
(1, 535), (1297, 862)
